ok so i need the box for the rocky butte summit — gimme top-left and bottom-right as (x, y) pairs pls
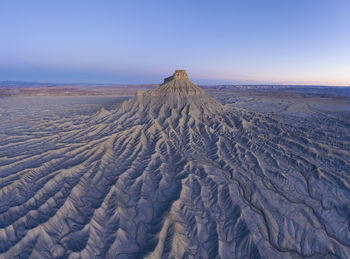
(0, 70), (350, 258)
(130, 69), (221, 121)
(139, 70), (205, 96)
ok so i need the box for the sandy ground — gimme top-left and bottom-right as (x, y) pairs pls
(0, 79), (350, 258)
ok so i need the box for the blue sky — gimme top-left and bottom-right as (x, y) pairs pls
(0, 0), (349, 85)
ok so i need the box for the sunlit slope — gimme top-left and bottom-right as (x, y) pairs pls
(1, 71), (350, 258)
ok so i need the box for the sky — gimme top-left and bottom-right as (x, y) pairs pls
(0, 0), (349, 85)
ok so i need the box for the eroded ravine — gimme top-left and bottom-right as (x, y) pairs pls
(0, 71), (350, 258)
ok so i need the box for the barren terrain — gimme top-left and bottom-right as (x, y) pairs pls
(1, 72), (350, 258)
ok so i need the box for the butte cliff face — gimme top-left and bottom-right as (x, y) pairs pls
(128, 70), (220, 121)
(1, 71), (350, 258)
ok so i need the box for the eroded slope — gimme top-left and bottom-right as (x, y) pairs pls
(1, 71), (350, 258)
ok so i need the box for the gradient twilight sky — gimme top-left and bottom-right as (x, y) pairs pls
(1, 0), (349, 85)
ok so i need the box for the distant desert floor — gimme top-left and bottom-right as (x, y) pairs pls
(1, 87), (350, 258)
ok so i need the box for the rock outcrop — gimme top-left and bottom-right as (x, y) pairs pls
(145, 70), (205, 96)
(163, 70), (189, 83)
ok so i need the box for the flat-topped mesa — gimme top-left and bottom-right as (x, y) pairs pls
(163, 70), (189, 84)
(145, 70), (205, 96)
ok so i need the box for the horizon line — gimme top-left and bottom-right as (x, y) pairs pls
(1, 80), (349, 88)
